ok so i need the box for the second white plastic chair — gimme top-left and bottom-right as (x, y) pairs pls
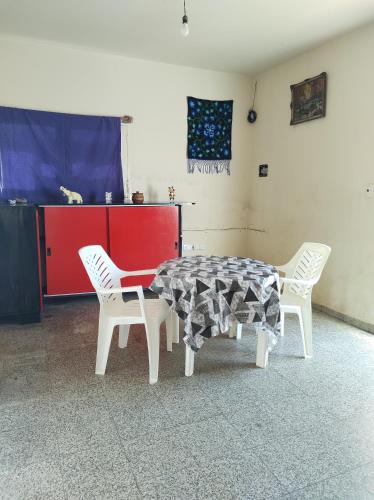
(79, 245), (178, 384)
(277, 242), (331, 358)
(233, 242), (331, 360)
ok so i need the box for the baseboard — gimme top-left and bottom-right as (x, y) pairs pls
(313, 303), (374, 335)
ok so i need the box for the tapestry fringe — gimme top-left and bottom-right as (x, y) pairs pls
(187, 159), (230, 175)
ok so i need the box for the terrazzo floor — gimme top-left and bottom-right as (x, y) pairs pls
(0, 297), (374, 499)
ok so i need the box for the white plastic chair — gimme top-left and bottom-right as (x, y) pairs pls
(276, 242), (331, 358)
(232, 242), (331, 362)
(78, 245), (178, 384)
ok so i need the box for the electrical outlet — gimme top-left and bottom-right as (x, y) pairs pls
(183, 243), (206, 252)
(259, 164), (268, 177)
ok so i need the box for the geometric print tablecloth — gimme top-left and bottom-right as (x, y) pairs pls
(150, 256), (281, 352)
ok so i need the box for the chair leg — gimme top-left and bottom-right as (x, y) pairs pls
(236, 324), (243, 340)
(280, 311), (285, 337)
(172, 311), (179, 343)
(145, 320), (160, 384)
(95, 315), (114, 375)
(165, 312), (177, 352)
(185, 345), (195, 377)
(300, 305), (313, 358)
(118, 325), (130, 348)
(256, 328), (269, 368)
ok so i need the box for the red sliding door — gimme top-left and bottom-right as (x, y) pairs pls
(108, 206), (179, 287)
(44, 207), (108, 295)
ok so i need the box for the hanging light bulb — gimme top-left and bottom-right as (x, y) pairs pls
(181, 0), (189, 36)
(181, 15), (189, 36)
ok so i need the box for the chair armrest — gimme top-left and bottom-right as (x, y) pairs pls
(97, 285), (149, 319)
(276, 264), (291, 275)
(98, 285), (144, 295)
(118, 269), (157, 278)
(280, 276), (319, 287)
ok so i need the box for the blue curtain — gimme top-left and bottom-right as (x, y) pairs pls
(0, 106), (123, 204)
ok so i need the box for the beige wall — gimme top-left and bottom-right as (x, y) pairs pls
(248, 22), (374, 325)
(3, 26), (373, 326)
(0, 35), (252, 256)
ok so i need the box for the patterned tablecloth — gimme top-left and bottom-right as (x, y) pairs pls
(150, 256), (281, 352)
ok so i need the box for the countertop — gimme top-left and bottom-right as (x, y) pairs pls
(37, 201), (196, 207)
(0, 201), (196, 207)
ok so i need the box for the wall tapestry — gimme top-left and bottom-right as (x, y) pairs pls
(187, 97), (233, 174)
(290, 72), (327, 125)
(0, 106), (123, 204)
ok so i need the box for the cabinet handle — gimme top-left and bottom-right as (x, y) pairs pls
(174, 241), (178, 250)
(47, 247), (52, 256)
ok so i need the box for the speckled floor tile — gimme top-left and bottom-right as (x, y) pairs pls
(109, 394), (174, 441)
(196, 452), (289, 500)
(180, 415), (246, 463)
(263, 390), (339, 436)
(137, 450), (288, 500)
(154, 376), (222, 425)
(230, 399), (299, 448)
(0, 397), (56, 433)
(287, 462), (374, 499)
(124, 426), (199, 481)
(52, 399), (120, 457)
(0, 301), (373, 499)
(0, 424), (60, 468)
(309, 385), (374, 421)
(255, 424), (374, 492)
(0, 459), (66, 500)
(201, 374), (264, 413)
(0, 356), (51, 404)
(59, 444), (140, 500)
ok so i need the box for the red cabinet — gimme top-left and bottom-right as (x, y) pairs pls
(108, 206), (179, 287)
(43, 205), (180, 295)
(44, 207), (108, 295)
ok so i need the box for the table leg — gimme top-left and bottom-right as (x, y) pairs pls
(172, 310), (179, 344)
(256, 328), (269, 368)
(228, 322), (236, 338)
(165, 310), (180, 351)
(236, 324), (243, 339)
(185, 345), (195, 377)
(228, 322), (242, 339)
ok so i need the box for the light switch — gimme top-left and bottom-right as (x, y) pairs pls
(259, 164), (268, 177)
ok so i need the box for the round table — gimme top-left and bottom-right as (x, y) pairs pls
(150, 255), (281, 351)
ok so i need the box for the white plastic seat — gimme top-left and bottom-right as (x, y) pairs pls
(276, 242), (331, 357)
(232, 242), (331, 361)
(78, 245), (178, 384)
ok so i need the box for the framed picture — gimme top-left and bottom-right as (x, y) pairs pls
(290, 72), (327, 125)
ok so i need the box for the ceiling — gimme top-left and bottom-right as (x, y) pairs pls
(0, 0), (373, 74)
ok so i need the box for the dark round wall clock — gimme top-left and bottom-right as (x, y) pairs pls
(247, 109), (257, 123)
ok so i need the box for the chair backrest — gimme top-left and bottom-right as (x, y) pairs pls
(284, 242), (331, 299)
(78, 245), (125, 306)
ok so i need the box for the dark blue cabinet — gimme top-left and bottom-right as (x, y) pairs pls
(0, 205), (41, 323)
